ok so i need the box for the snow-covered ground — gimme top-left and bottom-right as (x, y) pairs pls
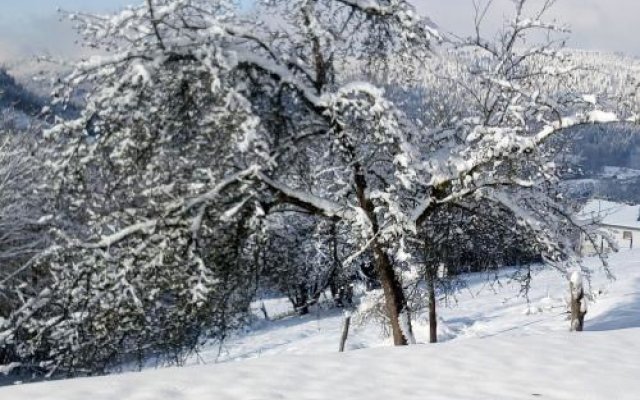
(202, 250), (635, 363)
(600, 166), (640, 180)
(3, 250), (640, 399)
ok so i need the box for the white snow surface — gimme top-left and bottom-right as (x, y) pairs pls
(579, 199), (640, 229)
(570, 270), (583, 291)
(601, 166), (640, 180)
(4, 250), (640, 399)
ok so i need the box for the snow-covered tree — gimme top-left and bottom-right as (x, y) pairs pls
(0, 133), (51, 371)
(0, 0), (435, 375)
(260, 216), (352, 314)
(354, 0), (627, 340)
(396, 0), (632, 339)
(0, 134), (50, 311)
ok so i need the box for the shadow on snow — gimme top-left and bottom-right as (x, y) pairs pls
(587, 277), (640, 332)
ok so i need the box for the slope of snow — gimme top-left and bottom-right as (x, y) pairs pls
(600, 166), (640, 180)
(3, 250), (640, 399)
(579, 199), (640, 229)
(3, 330), (639, 399)
(200, 251), (636, 363)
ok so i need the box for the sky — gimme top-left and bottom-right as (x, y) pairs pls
(416, 0), (638, 56)
(0, 0), (133, 64)
(0, 0), (639, 67)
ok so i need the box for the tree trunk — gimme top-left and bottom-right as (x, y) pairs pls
(373, 245), (414, 345)
(260, 301), (269, 321)
(298, 304), (309, 315)
(295, 285), (309, 315)
(353, 166), (413, 346)
(570, 280), (586, 332)
(427, 268), (437, 343)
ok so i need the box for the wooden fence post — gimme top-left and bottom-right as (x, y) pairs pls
(339, 312), (352, 352)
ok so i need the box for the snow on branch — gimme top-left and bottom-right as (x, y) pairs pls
(184, 166), (260, 211)
(334, 0), (441, 42)
(84, 220), (157, 249)
(534, 111), (618, 142)
(410, 110), (622, 227)
(334, 0), (393, 13)
(513, 18), (569, 33)
(235, 51), (324, 108)
(255, 172), (355, 220)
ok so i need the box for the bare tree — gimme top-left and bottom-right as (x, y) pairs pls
(0, 134), (49, 315)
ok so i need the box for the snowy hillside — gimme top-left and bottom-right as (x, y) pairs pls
(199, 249), (639, 363)
(3, 330), (638, 399)
(3, 249), (640, 399)
(0, 67), (45, 130)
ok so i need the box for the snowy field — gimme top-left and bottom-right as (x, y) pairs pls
(600, 166), (640, 180)
(200, 250), (637, 363)
(3, 249), (640, 399)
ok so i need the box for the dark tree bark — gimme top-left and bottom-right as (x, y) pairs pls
(570, 281), (586, 331)
(354, 166), (413, 345)
(294, 284), (310, 315)
(427, 267), (438, 343)
(339, 314), (351, 352)
(260, 302), (270, 321)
